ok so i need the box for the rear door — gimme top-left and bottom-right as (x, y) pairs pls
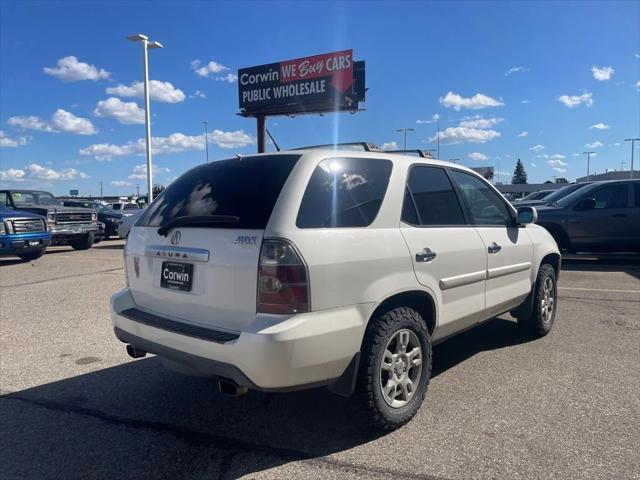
(449, 170), (533, 317)
(400, 166), (487, 339)
(126, 154), (301, 332)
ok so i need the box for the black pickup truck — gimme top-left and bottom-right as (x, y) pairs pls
(0, 189), (98, 250)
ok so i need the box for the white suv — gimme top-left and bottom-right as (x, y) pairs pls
(111, 150), (560, 429)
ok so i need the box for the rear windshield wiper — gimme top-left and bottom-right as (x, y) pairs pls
(157, 215), (239, 236)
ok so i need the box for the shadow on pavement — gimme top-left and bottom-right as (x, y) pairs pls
(561, 253), (640, 280)
(1, 317), (527, 479)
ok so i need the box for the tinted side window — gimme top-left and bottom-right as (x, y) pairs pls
(0, 192), (8, 207)
(635, 184), (640, 207)
(403, 166), (465, 226)
(450, 170), (513, 226)
(591, 184), (629, 209)
(297, 157), (392, 228)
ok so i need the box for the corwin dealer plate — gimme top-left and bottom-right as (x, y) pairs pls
(160, 261), (193, 292)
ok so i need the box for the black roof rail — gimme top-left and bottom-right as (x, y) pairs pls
(384, 149), (436, 159)
(291, 142), (384, 152)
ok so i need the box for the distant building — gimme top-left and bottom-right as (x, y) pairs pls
(576, 170), (636, 182)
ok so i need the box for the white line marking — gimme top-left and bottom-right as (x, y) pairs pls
(559, 287), (640, 294)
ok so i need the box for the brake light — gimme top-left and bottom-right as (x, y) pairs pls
(257, 239), (309, 314)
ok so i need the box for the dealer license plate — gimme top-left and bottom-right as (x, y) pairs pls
(160, 261), (193, 292)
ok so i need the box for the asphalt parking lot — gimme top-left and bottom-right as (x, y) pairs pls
(1, 241), (638, 480)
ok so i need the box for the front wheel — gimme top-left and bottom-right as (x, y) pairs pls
(357, 307), (432, 430)
(70, 233), (94, 251)
(17, 249), (46, 261)
(518, 263), (557, 337)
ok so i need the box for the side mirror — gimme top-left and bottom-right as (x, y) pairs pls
(576, 197), (596, 210)
(517, 206), (537, 225)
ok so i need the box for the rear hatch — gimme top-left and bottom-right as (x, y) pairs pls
(126, 154), (301, 332)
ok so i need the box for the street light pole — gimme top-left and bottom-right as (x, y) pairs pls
(128, 34), (163, 203)
(624, 138), (640, 179)
(583, 151), (595, 180)
(396, 128), (415, 151)
(203, 121), (209, 163)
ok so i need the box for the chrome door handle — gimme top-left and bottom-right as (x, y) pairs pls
(416, 248), (437, 263)
(488, 242), (502, 254)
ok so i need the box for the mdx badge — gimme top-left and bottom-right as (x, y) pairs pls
(170, 230), (181, 245)
(233, 235), (257, 245)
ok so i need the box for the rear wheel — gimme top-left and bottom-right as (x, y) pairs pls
(357, 307), (432, 430)
(17, 249), (46, 261)
(70, 233), (94, 250)
(518, 263), (557, 338)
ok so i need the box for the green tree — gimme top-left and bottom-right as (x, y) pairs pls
(152, 184), (166, 196)
(511, 159), (528, 184)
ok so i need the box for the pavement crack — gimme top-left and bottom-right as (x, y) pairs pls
(2, 395), (447, 480)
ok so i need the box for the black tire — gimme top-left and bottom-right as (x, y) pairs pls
(70, 233), (94, 251)
(517, 263), (557, 338)
(17, 249), (46, 261)
(357, 307), (432, 431)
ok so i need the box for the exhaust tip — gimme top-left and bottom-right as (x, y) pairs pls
(126, 344), (147, 359)
(218, 378), (248, 397)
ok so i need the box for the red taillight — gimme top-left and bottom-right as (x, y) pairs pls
(258, 239), (309, 314)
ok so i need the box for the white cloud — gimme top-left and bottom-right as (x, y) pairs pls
(585, 141), (604, 148)
(591, 66), (614, 81)
(111, 180), (134, 187)
(590, 123), (610, 130)
(80, 129), (255, 159)
(431, 126), (500, 144)
(530, 144), (545, 152)
(517, 131), (528, 137)
(191, 59), (236, 82)
(521, 100), (532, 104)
(505, 66), (529, 76)
(0, 163), (89, 182)
(9, 110), (97, 135)
(94, 97), (145, 125)
(381, 141), (398, 150)
(0, 168), (26, 182)
(558, 92), (593, 108)
(530, 163), (537, 167)
(0, 130), (29, 148)
(458, 116), (503, 129)
(190, 90), (206, 99)
(635, 80), (640, 89)
(44, 56), (110, 82)
(106, 80), (185, 103)
(128, 164), (170, 179)
(468, 152), (488, 161)
(439, 91), (504, 111)
(546, 156), (568, 173)
(609, 142), (621, 147)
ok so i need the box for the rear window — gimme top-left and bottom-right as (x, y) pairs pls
(139, 155), (301, 229)
(296, 157), (393, 228)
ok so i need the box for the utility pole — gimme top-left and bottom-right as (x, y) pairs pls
(583, 151), (595, 180)
(203, 121), (209, 163)
(396, 127), (415, 150)
(136, 184), (140, 197)
(128, 34), (163, 203)
(624, 138), (640, 179)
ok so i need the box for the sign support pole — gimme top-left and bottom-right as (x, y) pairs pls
(257, 114), (266, 153)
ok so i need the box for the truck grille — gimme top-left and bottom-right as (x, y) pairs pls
(56, 212), (92, 223)
(12, 218), (46, 233)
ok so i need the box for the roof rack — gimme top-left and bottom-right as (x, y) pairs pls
(291, 142), (384, 152)
(384, 149), (436, 159)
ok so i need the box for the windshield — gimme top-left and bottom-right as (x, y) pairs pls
(11, 191), (61, 206)
(543, 184), (590, 203)
(556, 184), (598, 207)
(138, 155), (301, 229)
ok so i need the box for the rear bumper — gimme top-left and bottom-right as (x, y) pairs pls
(110, 288), (372, 391)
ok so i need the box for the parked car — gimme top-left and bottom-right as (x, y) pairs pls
(116, 209), (144, 238)
(111, 151), (560, 430)
(0, 204), (51, 261)
(536, 179), (640, 253)
(0, 189), (98, 250)
(514, 189), (554, 204)
(109, 202), (140, 211)
(515, 182), (592, 208)
(63, 200), (123, 238)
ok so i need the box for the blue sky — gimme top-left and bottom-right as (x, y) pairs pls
(1, 0), (638, 196)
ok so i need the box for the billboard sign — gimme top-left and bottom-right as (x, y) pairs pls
(69, 189), (79, 196)
(238, 50), (364, 116)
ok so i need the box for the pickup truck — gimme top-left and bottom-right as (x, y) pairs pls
(0, 204), (51, 261)
(0, 189), (98, 250)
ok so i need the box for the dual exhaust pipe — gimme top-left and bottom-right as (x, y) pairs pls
(125, 344), (248, 397)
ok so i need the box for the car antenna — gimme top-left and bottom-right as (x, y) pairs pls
(266, 128), (281, 151)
